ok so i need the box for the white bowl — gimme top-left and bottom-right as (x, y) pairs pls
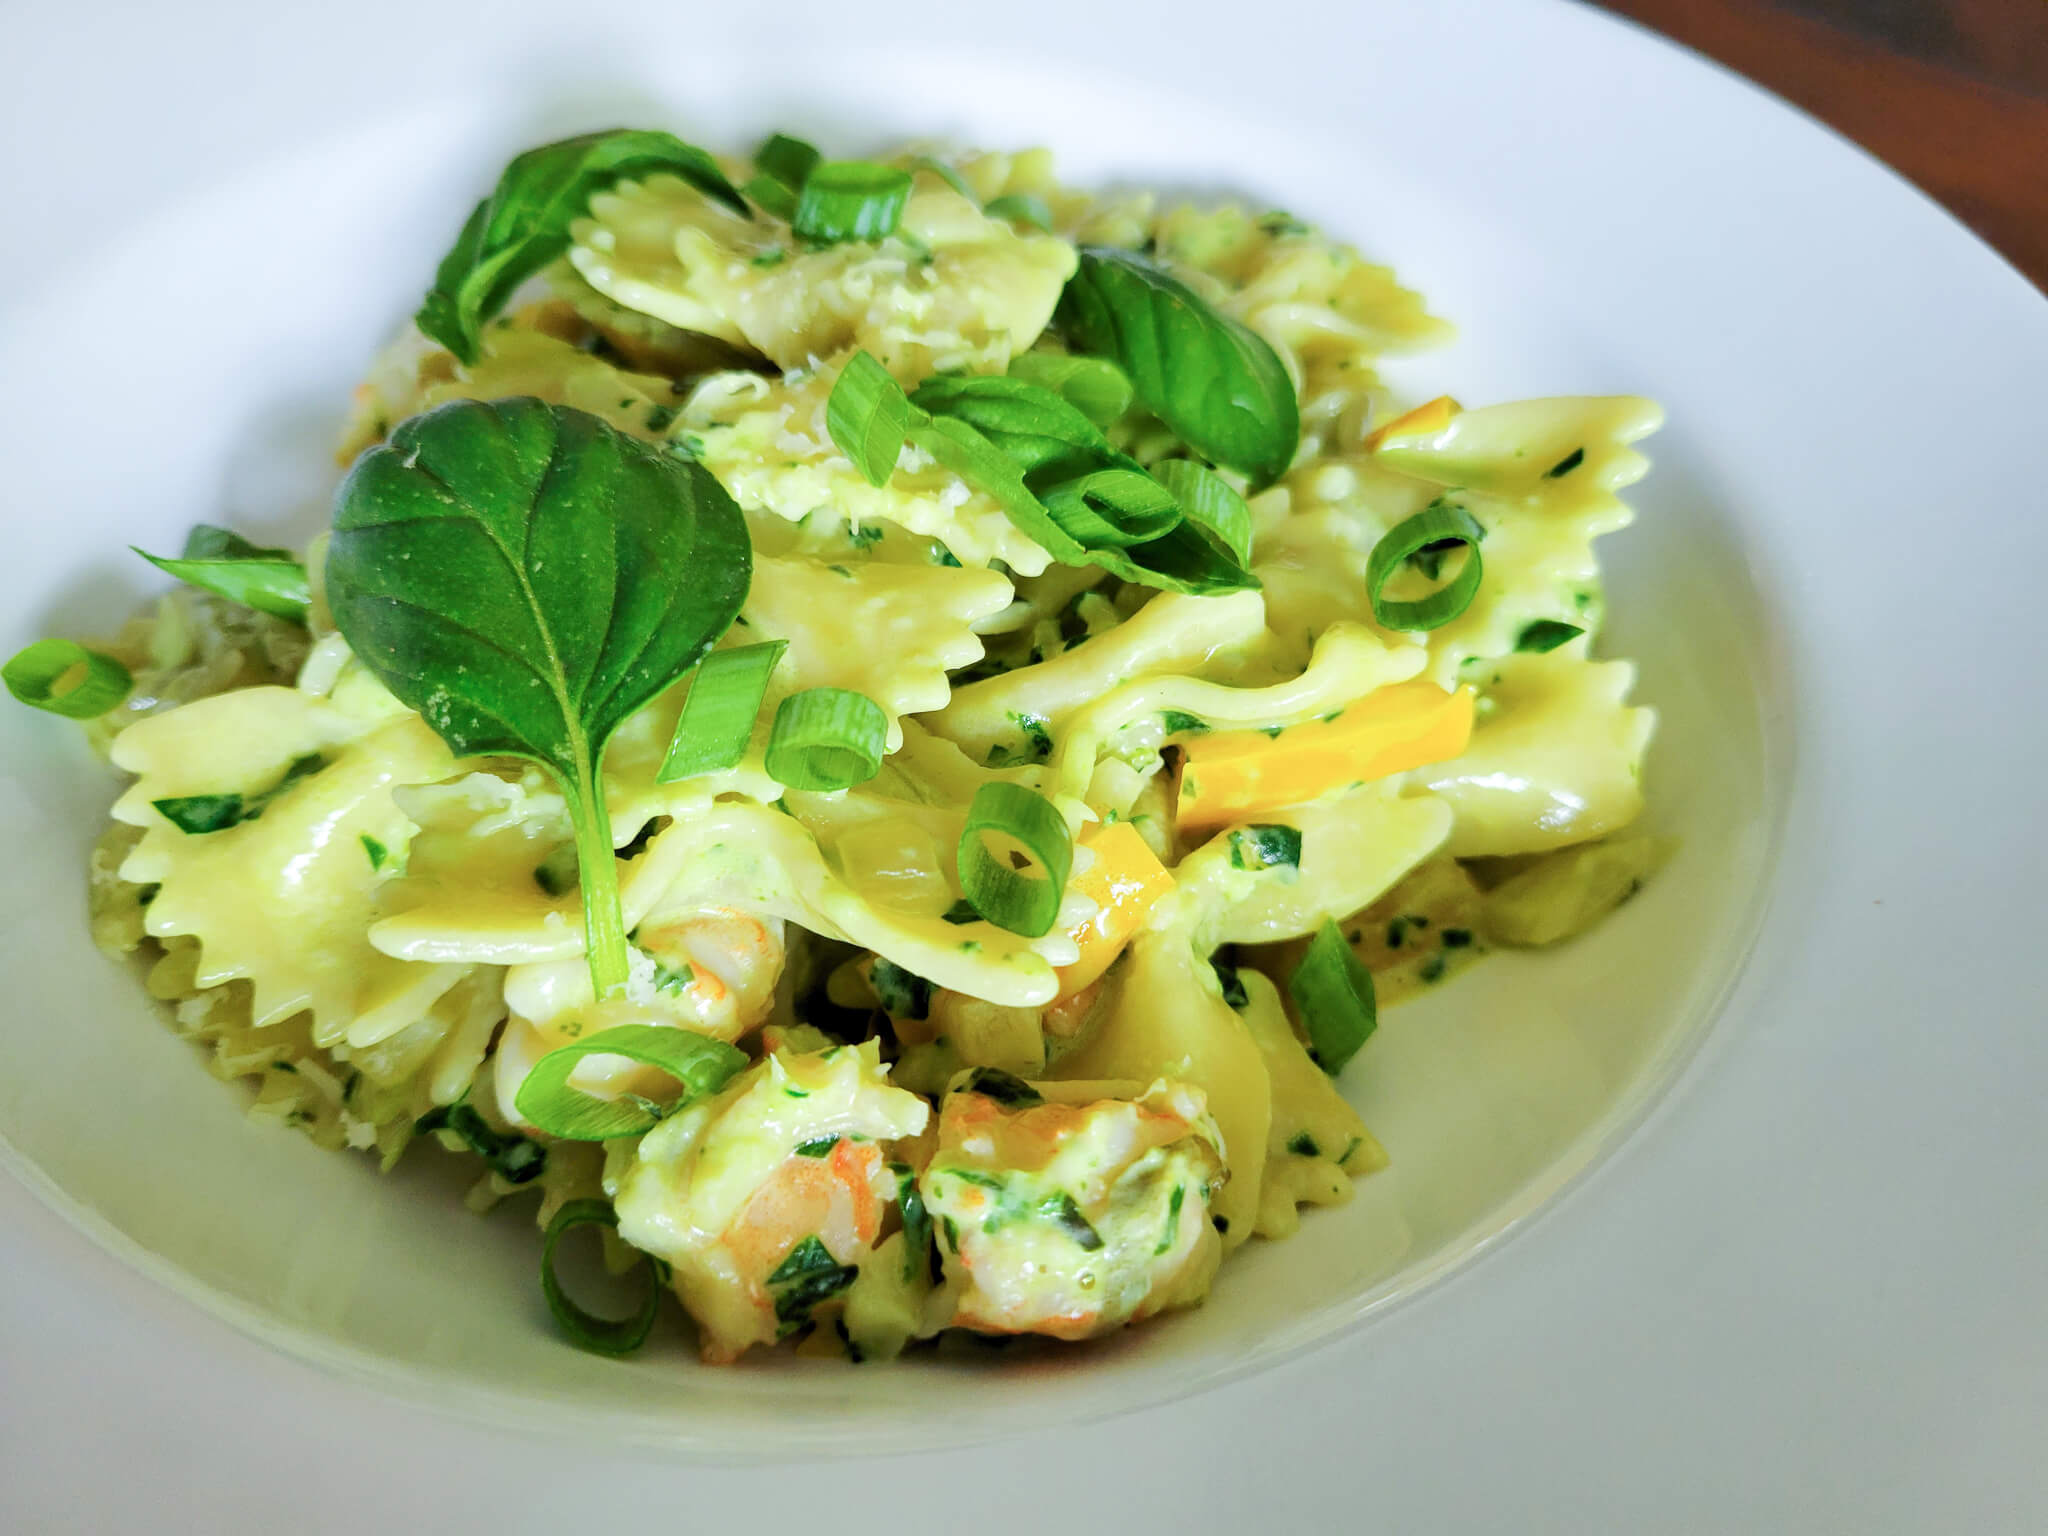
(0, 45), (1785, 1454)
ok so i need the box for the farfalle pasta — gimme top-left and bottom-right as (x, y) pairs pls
(8, 126), (1666, 1366)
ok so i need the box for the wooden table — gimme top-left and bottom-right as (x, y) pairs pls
(1600, 0), (2048, 289)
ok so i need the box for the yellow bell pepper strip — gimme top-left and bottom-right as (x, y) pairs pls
(1057, 821), (1175, 995)
(1175, 680), (1475, 832)
(1363, 394), (1460, 453)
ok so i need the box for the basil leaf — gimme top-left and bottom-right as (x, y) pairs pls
(1006, 352), (1133, 427)
(4, 639), (130, 719)
(152, 752), (327, 835)
(327, 399), (750, 994)
(910, 373), (1110, 483)
(1515, 619), (1585, 654)
(793, 161), (912, 245)
(1056, 247), (1300, 488)
(136, 522), (311, 624)
(416, 129), (747, 365)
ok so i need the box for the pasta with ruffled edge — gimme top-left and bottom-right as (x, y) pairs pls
(64, 134), (1663, 1365)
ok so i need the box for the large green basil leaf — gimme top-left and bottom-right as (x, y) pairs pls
(135, 523), (311, 623)
(416, 129), (747, 364)
(1056, 246), (1300, 488)
(325, 397), (751, 992)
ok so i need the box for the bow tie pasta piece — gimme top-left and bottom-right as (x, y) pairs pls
(569, 171), (1075, 379)
(1231, 967), (1388, 1242)
(1045, 622), (1428, 806)
(611, 1038), (929, 1364)
(337, 305), (680, 459)
(1175, 780), (1453, 951)
(1263, 396), (1662, 681)
(933, 590), (1267, 765)
(109, 687), (466, 1047)
(682, 367), (1051, 571)
(415, 326), (681, 441)
(742, 554), (1013, 752)
(1413, 652), (1654, 858)
(367, 779), (722, 967)
(918, 1075), (1224, 1341)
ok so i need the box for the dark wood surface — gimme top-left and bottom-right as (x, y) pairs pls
(1599, 0), (2048, 289)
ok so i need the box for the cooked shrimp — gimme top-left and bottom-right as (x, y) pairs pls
(494, 910), (785, 1129)
(920, 1075), (1224, 1341)
(611, 1039), (930, 1363)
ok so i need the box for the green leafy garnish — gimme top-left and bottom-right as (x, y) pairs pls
(1228, 823), (1302, 872)
(152, 752), (326, 835)
(1515, 619), (1585, 654)
(957, 781), (1072, 938)
(540, 1198), (662, 1356)
(1159, 709), (1209, 736)
(754, 132), (822, 195)
(891, 1162), (936, 1285)
(793, 161), (913, 245)
(983, 193), (1052, 232)
(869, 958), (933, 1021)
(513, 1023), (748, 1140)
(1365, 498), (1486, 632)
(326, 398), (750, 996)
(1154, 1183), (1187, 1254)
(360, 833), (389, 871)
(769, 1235), (859, 1335)
(1055, 246), (1300, 488)
(1006, 352), (1134, 427)
(416, 129), (746, 364)
(135, 524), (311, 624)
(1042, 1190), (1104, 1251)
(1547, 446), (1586, 478)
(3, 638), (131, 719)
(414, 1100), (547, 1184)
(656, 639), (786, 782)
(794, 1135), (840, 1158)
(955, 1067), (1043, 1107)
(822, 353), (1256, 596)
(1286, 1130), (1321, 1157)
(764, 687), (888, 791)
(1288, 919), (1377, 1075)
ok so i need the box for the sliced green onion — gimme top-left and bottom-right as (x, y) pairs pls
(135, 524), (310, 623)
(743, 174), (798, 221)
(793, 161), (912, 244)
(956, 1066), (1043, 1106)
(956, 781), (1072, 938)
(755, 132), (821, 193)
(983, 193), (1052, 232)
(1515, 619), (1585, 654)
(4, 638), (131, 719)
(657, 640), (786, 782)
(1039, 467), (1182, 548)
(1152, 459), (1254, 566)
(1006, 352), (1133, 427)
(540, 1198), (662, 1356)
(909, 155), (976, 201)
(1287, 919), (1377, 1076)
(765, 687), (888, 791)
(1364, 499), (1486, 631)
(514, 1023), (748, 1140)
(826, 351), (914, 487)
